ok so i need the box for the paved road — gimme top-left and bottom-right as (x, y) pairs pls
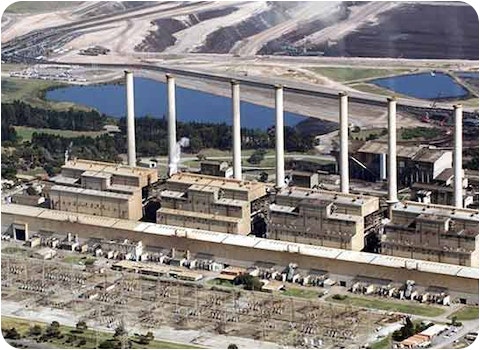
(435, 320), (479, 348)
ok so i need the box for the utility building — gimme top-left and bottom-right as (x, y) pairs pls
(157, 173), (267, 235)
(346, 141), (452, 186)
(49, 185), (142, 220)
(48, 159), (158, 221)
(412, 168), (474, 208)
(56, 159), (158, 189)
(200, 160), (233, 178)
(381, 201), (479, 267)
(269, 187), (380, 250)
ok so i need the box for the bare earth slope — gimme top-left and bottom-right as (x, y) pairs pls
(2, 1), (477, 60)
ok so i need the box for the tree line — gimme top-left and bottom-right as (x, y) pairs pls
(1, 100), (110, 142)
(1, 102), (316, 180)
(118, 116), (314, 155)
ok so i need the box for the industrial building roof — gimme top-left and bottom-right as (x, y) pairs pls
(416, 213), (450, 224)
(329, 212), (363, 223)
(2, 204), (478, 281)
(168, 173), (266, 200)
(434, 168), (454, 182)
(49, 175), (80, 185)
(393, 201), (479, 222)
(189, 184), (218, 193)
(270, 203), (297, 214)
(63, 159), (156, 178)
(357, 142), (450, 163)
(161, 190), (187, 199)
(413, 147), (451, 163)
(157, 207), (242, 223)
(278, 187), (373, 206)
(215, 198), (247, 207)
(143, 224), (176, 236)
(221, 234), (258, 247)
(112, 220), (143, 231)
(50, 185), (132, 200)
(185, 229), (226, 243)
(300, 198), (332, 208)
(81, 170), (112, 179)
(108, 184), (141, 194)
(357, 141), (416, 157)
(420, 324), (449, 338)
(298, 245), (342, 260)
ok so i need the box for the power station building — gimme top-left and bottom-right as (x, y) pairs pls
(157, 173), (268, 235)
(412, 168), (474, 208)
(381, 201), (479, 267)
(345, 141), (453, 186)
(2, 203), (477, 302)
(269, 187), (380, 250)
(48, 159), (158, 220)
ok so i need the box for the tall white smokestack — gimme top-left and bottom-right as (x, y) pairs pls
(387, 97), (398, 205)
(125, 70), (136, 167)
(453, 104), (463, 208)
(231, 80), (242, 180)
(275, 85), (285, 188)
(166, 74), (177, 176)
(339, 92), (349, 194)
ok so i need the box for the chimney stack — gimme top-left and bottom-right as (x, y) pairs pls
(275, 85), (285, 188)
(231, 80), (242, 180)
(125, 71), (136, 167)
(387, 97), (398, 205)
(166, 74), (177, 176)
(453, 104), (463, 208)
(339, 92), (349, 194)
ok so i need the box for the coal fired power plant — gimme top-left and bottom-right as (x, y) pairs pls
(2, 68), (479, 344)
(2, 3), (479, 348)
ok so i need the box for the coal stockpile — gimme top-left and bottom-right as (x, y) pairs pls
(258, 6), (350, 56)
(135, 7), (238, 52)
(135, 18), (188, 52)
(195, 4), (291, 54)
(259, 19), (330, 55)
(195, 7), (238, 21)
(320, 4), (478, 60)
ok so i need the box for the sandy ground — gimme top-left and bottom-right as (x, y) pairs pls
(300, 2), (401, 46)
(164, 2), (268, 54)
(1, 11), (73, 43)
(2, 300), (280, 349)
(59, 2), (255, 55)
(232, 2), (341, 56)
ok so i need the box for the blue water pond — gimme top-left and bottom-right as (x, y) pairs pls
(46, 77), (307, 130)
(371, 72), (470, 99)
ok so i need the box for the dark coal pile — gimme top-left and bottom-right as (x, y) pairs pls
(135, 18), (188, 52)
(259, 6), (350, 56)
(195, 2), (296, 54)
(135, 7), (238, 52)
(318, 4), (478, 60)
